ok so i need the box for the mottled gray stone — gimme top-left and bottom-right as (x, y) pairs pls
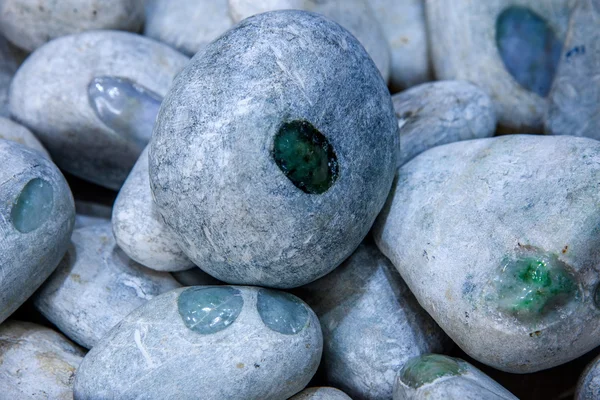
(392, 81), (496, 167)
(9, 30), (190, 190)
(74, 286), (322, 399)
(113, 147), (194, 272)
(577, 352), (600, 400)
(171, 268), (223, 287)
(34, 223), (181, 349)
(393, 354), (518, 400)
(144, 0), (233, 56)
(0, 139), (74, 324)
(0, 0), (144, 52)
(426, 0), (571, 132)
(545, 0), (600, 139)
(296, 243), (448, 400)
(368, 0), (430, 91)
(374, 135), (600, 373)
(74, 200), (111, 229)
(227, 0), (391, 81)
(0, 116), (50, 159)
(149, 10), (397, 288)
(0, 320), (84, 400)
(290, 387), (352, 400)
(0, 35), (18, 117)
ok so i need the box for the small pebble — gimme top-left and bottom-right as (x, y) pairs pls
(0, 116), (50, 159)
(290, 387), (352, 400)
(576, 352), (600, 400)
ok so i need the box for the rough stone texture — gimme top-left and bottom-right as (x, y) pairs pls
(374, 135), (600, 373)
(9, 30), (190, 190)
(74, 200), (111, 229)
(0, 35), (18, 117)
(545, 0), (600, 139)
(0, 320), (84, 400)
(0, 139), (74, 324)
(392, 81), (496, 167)
(149, 10), (397, 288)
(0, 116), (50, 159)
(172, 268), (223, 286)
(113, 147), (194, 272)
(34, 222), (181, 349)
(368, 0), (430, 91)
(426, 0), (571, 132)
(577, 352), (600, 400)
(227, 0), (391, 81)
(74, 286), (322, 399)
(296, 242), (448, 400)
(0, 0), (144, 52)
(144, 0), (233, 56)
(290, 387), (352, 400)
(393, 354), (518, 400)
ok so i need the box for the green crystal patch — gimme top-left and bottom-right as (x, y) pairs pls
(177, 286), (243, 334)
(273, 120), (339, 194)
(11, 178), (54, 233)
(400, 354), (465, 388)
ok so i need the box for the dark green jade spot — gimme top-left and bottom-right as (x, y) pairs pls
(496, 6), (562, 96)
(273, 120), (339, 194)
(11, 178), (54, 233)
(400, 354), (465, 389)
(177, 287), (243, 334)
(257, 289), (309, 335)
(88, 76), (163, 148)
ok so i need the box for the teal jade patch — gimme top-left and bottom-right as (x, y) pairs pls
(273, 120), (339, 194)
(496, 6), (562, 96)
(400, 354), (465, 389)
(11, 178), (54, 233)
(88, 76), (163, 149)
(257, 289), (309, 335)
(178, 287), (244, 334)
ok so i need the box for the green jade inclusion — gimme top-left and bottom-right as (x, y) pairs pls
(400, 354), (465, 388)
(257, 289), (309, 335)
(273, 120), (339, 194)
(177, 287), (244, 334)
(11, 178), (54, 233)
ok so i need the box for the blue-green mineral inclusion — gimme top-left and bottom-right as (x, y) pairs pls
(88, 76), (162, 149)
(400, 354), (465, 388)
(11, 178), (54, 233)
(257, 289), (309, 335)
(273, 120), (339, 194)
(178, 287), (244, 334)
(496, 6), (562, 97)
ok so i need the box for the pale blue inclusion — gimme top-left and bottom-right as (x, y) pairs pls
(11, 178), (54, 233)
(88, 76), (162, 148)
(177, 287), (244, 334)
(257, 289), (309, 335)
(496, 6), (563, 97)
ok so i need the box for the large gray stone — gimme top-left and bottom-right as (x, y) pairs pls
(0, 139), (74, 325)
(290, 387), (352, 400)
(9, 30), (190, 190)
(149, 10), (397, 288)
(577, 352), (600, 400)
(0, 320), (85, 400)
(374, 135), (600, 373)
(74, 286), (322, 399)
(296, 242), (448, 400)
(0, 116), (50, 159)
(34, 223), (181, 349)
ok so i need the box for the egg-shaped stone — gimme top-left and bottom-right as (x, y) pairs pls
(291, 387), (352, 400)
(149, 10), (397, 288)
(0, 116), (50, 159)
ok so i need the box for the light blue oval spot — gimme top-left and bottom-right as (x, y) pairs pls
(11, 178), (54, 233)
(257, 289), (309, 335)
(177, 287), (243, 334)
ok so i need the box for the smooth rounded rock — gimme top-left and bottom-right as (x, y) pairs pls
(0, 116), (50, 159)
(374, 135), (600, 373)
(0, 0), (144, 52)
(296, 242), (448, 399)
(150, 10), (397, 288)
(34, 222), (181, 349)
(0, 320), (85, 400)
(9, 30), (190, 190)
(393, 354), (518, 400)
(426, 0), (570, 132)
(73, 286), (322, 399)
(392, 80), (496, 167)
(113, 147), (194, 272)
(0, 139), (74, 324)
(290, 387), (352, 400)
(576, 352), (600, 400)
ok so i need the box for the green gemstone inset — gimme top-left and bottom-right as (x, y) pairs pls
(400, 354), (465, 388)
(177, 287), (243, 334)
(273, 120), (339, 194)
(11, 178), (54, 233)
(257, 289), (309, 335)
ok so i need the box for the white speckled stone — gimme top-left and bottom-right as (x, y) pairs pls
(374, 135), (600, 373)
(34, 223), (181, 349)
(577, 352), (600, 400)
(0, 0), (144, 52)
(290, 387), (352, 400)
(392, 80), (496, 167)
(0, 116), (50, 159)
(113, 147), (194, 272)
(0, 320), (85, 400)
